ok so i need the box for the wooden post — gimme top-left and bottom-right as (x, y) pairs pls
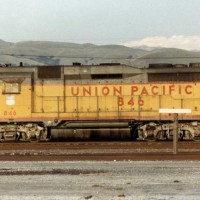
(173, 113), (178, 154)
(159, 109), (191, 155)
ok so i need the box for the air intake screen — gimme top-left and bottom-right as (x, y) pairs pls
(148, 72), (200, 82)
(38, 66), (61, 79)
(91, 74), (122, 79)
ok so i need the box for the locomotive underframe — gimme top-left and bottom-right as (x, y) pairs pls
(0, 119), (199, 141)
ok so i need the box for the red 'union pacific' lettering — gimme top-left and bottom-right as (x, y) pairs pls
(131, 84), (193, 96)
(102, 87), (109, 96)
(69, 84), (193, 96)
(185, 85), (192, 94)
(151, 86), (159, 95)
(70, 86), (122, 96)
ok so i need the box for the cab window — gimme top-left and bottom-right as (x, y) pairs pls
(3, 82), (20, 94)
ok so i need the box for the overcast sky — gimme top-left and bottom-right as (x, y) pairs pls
(1, 0), (200, 49)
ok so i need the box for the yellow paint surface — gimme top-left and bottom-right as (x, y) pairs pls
(1, 82), (200, 120)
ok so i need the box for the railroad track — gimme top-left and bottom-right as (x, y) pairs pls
(0, 141), (199, 161)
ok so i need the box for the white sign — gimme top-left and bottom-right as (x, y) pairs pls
(6, 96), (15, 106)
(159, 108), (192, 114)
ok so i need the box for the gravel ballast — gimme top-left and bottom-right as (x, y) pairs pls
(0, 161), (199, 199)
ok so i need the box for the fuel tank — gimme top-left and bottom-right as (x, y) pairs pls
(50, 128), (131, 141)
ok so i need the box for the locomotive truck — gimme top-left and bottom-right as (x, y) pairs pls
(0, 62), (200, 141)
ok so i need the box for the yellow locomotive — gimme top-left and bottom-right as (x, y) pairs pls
(0, 63), (200, 141)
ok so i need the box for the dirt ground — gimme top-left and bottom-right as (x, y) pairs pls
(0, 141), (199, 161)
(0, 141), (199, 199)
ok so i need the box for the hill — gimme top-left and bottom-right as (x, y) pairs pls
(0, 40), (147, 66)
(131, 48), (200, 68)
(0, 39), (200, 67)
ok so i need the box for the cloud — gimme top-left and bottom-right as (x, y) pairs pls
(123, 35), (200, 51)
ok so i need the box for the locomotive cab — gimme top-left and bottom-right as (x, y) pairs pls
(0, 68), (46, 141)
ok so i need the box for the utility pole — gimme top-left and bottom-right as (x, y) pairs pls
(159, 109), (191, 155)
(173, 113), (178, 154)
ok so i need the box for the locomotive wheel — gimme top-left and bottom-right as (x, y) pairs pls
(155, 130), (167, 141)
(183, 130), (194, 140)
(20, 132), (30, 141)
